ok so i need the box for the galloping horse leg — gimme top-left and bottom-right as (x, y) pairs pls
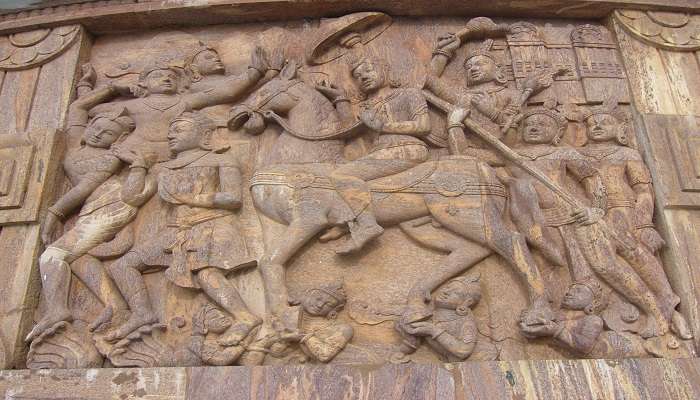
(428, 195), (551, 324)
(406, 246), (490, 309)
(259, 216), (329, 329)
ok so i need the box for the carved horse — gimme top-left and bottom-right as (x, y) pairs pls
(229, 63), (551, 330)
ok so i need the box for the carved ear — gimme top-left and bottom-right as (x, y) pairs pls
(280, 60), (297, 80)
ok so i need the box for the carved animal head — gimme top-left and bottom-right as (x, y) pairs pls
(228, 60), (338, 136)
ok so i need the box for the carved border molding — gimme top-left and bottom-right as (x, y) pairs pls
(614, 10), (700, 51)
(0, 25), (80, 70)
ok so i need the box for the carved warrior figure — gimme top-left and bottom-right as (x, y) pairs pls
(427, 32), (520, 153)
(280, 281), (354, 363)
(26, 79), (157, 342)
(395, 276), (480, 362)
(327, 53), (431, 254)
(578, 104), (691, 339)
(504, 107), (672, 338)
(235, 58), (551, 334)
(104, 111), (259, 343)
(92, 46), (279, 162)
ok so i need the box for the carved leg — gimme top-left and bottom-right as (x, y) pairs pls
(104, 251), (158, 341)
(508, 179), (567, 268)
(576, 224), (668, 338)
(25, 249), (74, 342)
(195, 267), (262, 346)
(260, 218), (327, 327)
(70, 255), (128, 331)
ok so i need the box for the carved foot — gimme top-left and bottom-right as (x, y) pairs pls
(104, 311), (158, 342)
(518, 297), (555, 333)
(335, 224), (383, 255)
(319, 225), (348, 242)
(25, 309), (73, 343)
(89, 306), (114, 333)
(217, 317), (262, 346)
(639, 316), (669, 339)
(671, 311), (693, 340)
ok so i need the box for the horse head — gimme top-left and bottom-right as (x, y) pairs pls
(228, 61), (339, 137)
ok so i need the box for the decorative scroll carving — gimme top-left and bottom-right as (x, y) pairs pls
(614, 10), (700, 51)
(0, 25), (80, 70)
(24, 12), (694, 369)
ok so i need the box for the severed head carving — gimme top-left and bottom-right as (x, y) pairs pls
(301, 281), (348, 319)
(562, 277), (608, 315)
(433, 275), (481, 316)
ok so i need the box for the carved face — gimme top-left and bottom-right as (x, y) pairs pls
(351, 60), (385, 94)
(167, 119), (201, 154)
(193, 49), (225, 76)
(143, 68), (179, 95)
(433, 281), (471, 310)
(561, 284), (594, 311)
(302, 289), (339, 317)
(521, 114), (560, 145)
(586, 113), (619, 143)
(84, 117), (124, 149)
(464, 55), (497, 85)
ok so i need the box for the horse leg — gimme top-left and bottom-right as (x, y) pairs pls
(428, 195), (551, 323)
(260, 216), (328, 327)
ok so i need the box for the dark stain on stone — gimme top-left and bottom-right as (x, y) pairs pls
(133, 388), (147, 397)
(505, 370), (516, 386)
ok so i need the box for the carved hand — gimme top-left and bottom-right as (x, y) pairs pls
(638, 227), (665, 253)
(435, 33), (461, 56)
(41, 213), (59, 246)
(447, 107), (470, 125)
(572, 207), (604, 226)
(403, 321), (437, 337)
(359, 109), (384, 132)
(268, 48), (285, 72)
(470, 92), (498, 118)
(519, 319), (560, 338)
(314, 81), (346, 102)
(250, 46), (269, 75)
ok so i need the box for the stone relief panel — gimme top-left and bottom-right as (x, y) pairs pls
(25, 13), (695, 369)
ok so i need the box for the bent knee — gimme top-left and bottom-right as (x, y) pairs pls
(40, 247), (70, 265)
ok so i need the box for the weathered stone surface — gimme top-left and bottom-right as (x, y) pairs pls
(3, 359), (700, 399)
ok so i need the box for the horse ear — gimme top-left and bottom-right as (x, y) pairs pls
(280, 60), (297, 80)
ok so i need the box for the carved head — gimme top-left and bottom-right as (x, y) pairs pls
(347, 53), (397, 95)
(187, 46), (225, 81)
(584, 109), (628, 146)
(519, 108), (566, 145)
(302, 281), (347, 319)
(83, 107), (135, 149)
(138, 59), (187, 96)
(167, 111), (216, 156)
(433, 275), (481, 315)
(463, 41), (506, 86)
(562, 277), (607, 315)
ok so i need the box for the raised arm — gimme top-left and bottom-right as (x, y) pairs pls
(186, 47), (271, 110)
(424, 33), (462, 105)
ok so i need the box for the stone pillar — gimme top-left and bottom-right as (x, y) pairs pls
(0, 25), (87, 368)
(612, 10), (700, 347)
